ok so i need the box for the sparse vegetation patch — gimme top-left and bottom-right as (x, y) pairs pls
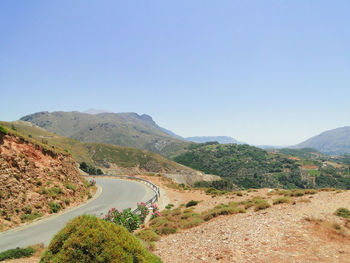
(0, 247), (35, 261)
(335, 208), (350, 218)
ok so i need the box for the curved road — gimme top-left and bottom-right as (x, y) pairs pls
(0, 178), (154, 252)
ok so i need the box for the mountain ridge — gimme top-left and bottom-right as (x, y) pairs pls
(294, 126), (350, 155)
(20, 111), (190, 157)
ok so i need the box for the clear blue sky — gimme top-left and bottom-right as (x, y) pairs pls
(1, 1), (349, 145)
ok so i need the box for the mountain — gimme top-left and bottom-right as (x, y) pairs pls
(294, 126), (350, 155)
(173, 142), (350, 189)
(0, 121), (205, 178)
(185, 136), (244, 144)
(20, 111), (190, 157)
(0, 124), (92, 230)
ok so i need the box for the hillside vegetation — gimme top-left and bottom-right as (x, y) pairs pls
(173, 142), (350, 189)
(20, 111), (190, 157)
(0, 124), (93, 231)
(0, 121), (201, 176)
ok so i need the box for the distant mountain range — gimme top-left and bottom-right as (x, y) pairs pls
(185, 136), (244, 144)
(294, 126), (350, 155)
(19, 111), (350, 156)
(20, 111), (190, 157)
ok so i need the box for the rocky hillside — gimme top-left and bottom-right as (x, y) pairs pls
(0, 121), (210, 180)
(295, 126), (350, 155)
(20, 111), (190, 157)
(0, 125), (93, 231)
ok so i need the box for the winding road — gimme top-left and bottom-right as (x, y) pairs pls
(0, 177), (155, 252)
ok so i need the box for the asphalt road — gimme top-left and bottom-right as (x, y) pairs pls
(0, 177), (154, 252)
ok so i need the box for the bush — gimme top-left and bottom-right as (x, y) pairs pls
(165, 204), (174, 209)
(201, 203), (245, 221)
(0, 247), (35, 261)
(273, 197), (291, 205)
(157, 226), (177, 235)
(64, 183), (76, 192)
(182, 217), (204, 229)
(137, 202), (150, 224)
(150, 204), (162, 220)
(290, 190), (305, 197)
(48, 202), (61, 213)
(80, 162), (103, 175)
(0, 125), (7, 135)
(135, 229), (160, 242)
(185, 200), (199, 207)
(104, 208), (141, 232)
(20, 212), (42, 222)
(39, 215), (162, 263)
(335, 208), (350, 218)
(254, 199), (271, 211)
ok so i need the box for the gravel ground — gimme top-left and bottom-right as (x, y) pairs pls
(154, 190), (350, 263)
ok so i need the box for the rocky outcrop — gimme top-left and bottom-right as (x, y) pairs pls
(164, 173), (221, 186)
(0, 132), (90, 231)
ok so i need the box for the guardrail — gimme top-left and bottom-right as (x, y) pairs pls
(83, 174), (160, 214)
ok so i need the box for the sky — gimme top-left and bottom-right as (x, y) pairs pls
(1, 1), (349, 146)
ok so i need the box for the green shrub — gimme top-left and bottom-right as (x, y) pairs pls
(157, 226), (177, 235)
(273, 197), (291, 205)
(165, 204), (174, 209)
(254, 199), (271, 211)
(335, 208), (350, 218)
(0, 125), (7, 135)
(290, 190), (304, 197)
(39, 215), (162, 263)
(45, 187), (63, 198)
(135, 229), (160, 242)
(64, 183), (76, 192)
(201, 203), (245, 221)
(0, 247), (35, 261)
(20, 212), (42, 222)
(185, 200), (199, 207)
(23, 206), (32, 214)
(48, 202), (61, 213)
(182, 217), (204, 229)
(137, 202), (150, 224)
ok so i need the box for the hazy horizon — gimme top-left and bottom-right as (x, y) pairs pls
(1, 1), (349, 145)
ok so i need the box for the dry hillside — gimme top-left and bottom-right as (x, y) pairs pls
(0, 128), (93, 231)
(132, 176), (350, 263)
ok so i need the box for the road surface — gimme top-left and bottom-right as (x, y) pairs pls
(0, 177), (154, 252)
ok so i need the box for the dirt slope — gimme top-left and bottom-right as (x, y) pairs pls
(151, 186), (350, 263)
(0, 130), (91, 231)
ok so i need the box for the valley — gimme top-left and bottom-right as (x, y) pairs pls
(2, 111), (350, 263)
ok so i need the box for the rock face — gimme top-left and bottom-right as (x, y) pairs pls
(0, 132), (89, 231)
